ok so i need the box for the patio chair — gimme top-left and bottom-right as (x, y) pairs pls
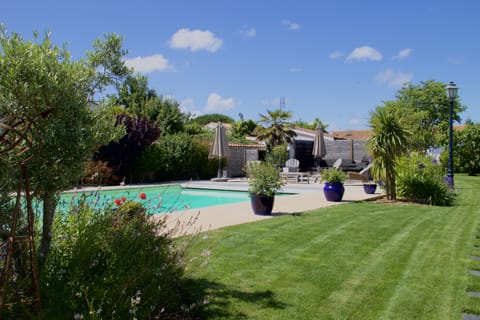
(347, 163), (373, 182)
(284, 158), (300, 172)
(332, 158), (342, 169)
(281, 159), (308, 184)
(311, 158), (342, 183)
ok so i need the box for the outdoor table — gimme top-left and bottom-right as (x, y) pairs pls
(280, 172), (310, 184)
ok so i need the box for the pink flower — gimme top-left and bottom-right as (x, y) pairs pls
(138, 193), (147, 200)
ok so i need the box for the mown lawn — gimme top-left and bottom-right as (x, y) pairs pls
(185, 175), (480, 319)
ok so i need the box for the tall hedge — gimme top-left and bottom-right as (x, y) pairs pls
(133, 134), (218, 182)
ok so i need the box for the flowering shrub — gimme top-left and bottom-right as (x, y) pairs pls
(40, 197), (207, 319)
(396, 153), (455, 206)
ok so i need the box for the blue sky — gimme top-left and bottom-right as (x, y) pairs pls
(2, 0), (480, 131)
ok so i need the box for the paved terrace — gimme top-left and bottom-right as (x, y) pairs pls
(156, 179), (384, 237)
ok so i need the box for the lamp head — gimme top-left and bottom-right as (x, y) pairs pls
(446, 81), (458, 99)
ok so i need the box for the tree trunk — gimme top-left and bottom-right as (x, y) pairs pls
(387, 171), (396, 201)
(38, 191), (57, 269)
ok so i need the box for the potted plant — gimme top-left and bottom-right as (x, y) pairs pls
(362, 181), (378, 194)
(322, 167), (347, 202)
(246, 161), (284, 215)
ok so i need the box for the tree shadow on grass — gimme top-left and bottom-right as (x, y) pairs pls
(182, 277), (289, 319)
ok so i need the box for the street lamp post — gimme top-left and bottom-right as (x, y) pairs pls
(446, 81), (458, 188)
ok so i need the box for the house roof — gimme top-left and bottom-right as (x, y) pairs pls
(331, 125), (466, 141)
(292, 127), (334, 141)
(332, 130), (372, 141)
(228, 143), (265, 148)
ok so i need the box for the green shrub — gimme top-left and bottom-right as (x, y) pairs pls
(265, 144), (289, 167)
(134, 134), (217, 182)
(40, 196), (205, 319)
(396, 153), (455, 206)
(246, 162), (283, 196)
(322, 167), (347, 184)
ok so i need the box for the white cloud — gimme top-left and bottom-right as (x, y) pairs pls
(180, 98), (201, 117)
(349, 118), (361, 125)
(124, 54), (174, 73)
(375, 69), (414, 87)
(288, 67), (302, 72)
(240, 27), (256, 38)
(282, 19), (301, 30)
(346, 46), (382, 62)
(168, 28), (222, 52)
(205, 93), (236, 111)
(329, 51), (344, 60)
(393, 48), (412, 60)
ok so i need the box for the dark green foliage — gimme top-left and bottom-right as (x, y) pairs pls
(265, 144), (289, 167)
(189, 113), (235, 125)
(85, 33), (131, 100)
(453, 122), (480, 175)
(231, 119), (257, 140)
(184, 122), (207, 135)
(396, 154), (455, 206)
(134, 134), (217, 182)
(293, 118), (329, 132)
(94, 114), (160, 181)
(368, 107), (410, 200)
(115, 74), (187, 135)
(116, 74), (155, 113)
(255, 109), (297, 151)
(146, 97), (186, 135)
(40, 199), (203, 319)
(396, 80), (465, 131)
(383, 80), (466, 151)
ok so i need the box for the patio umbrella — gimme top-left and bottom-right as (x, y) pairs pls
(312, 123), (326, 168)
(209, 122), (230, 178)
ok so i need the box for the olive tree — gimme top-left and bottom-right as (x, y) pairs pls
(0, 27), (130, 266)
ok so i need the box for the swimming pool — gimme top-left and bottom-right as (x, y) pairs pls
(59, 185), (256, 214)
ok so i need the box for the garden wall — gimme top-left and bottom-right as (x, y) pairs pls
(226, 144), (265, 177)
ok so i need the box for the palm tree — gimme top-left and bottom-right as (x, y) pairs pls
(255, 109), (297, 151)
(367, 107), (410, 200)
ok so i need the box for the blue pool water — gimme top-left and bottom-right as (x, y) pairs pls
(59, 185), (254, 214)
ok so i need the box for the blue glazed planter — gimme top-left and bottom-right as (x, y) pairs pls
(363, 183), (377, 194)
(250, 193), (275, 215)
(323, 182), (345, 202)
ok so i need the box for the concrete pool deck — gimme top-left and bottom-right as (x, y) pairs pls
(156, 179), (384, 237)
